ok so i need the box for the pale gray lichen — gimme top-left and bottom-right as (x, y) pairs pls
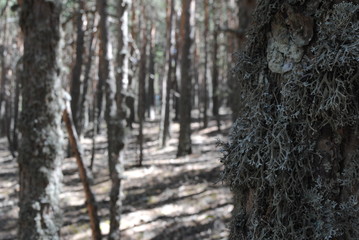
(221, 1), (359, 239)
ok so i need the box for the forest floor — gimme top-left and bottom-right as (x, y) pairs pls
(0, 114), (233, 240)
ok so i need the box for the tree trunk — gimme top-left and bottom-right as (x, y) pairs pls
(202, 0), (209, 129)
(177, 0), (194, 157)
(106, 0), (130, 239)
(159, 0), (175, 147)
(222, 1), (359, 239)
(18, 1), (63, 239)
(70, 0), (85, 134)
(79, 12), (98, 137)
(137, 3), (147, 166)
(97, 0), (129, 239)
(63, 95), (102, 240)
(96, 0), (108, 133)
(147, 23), (156, 120)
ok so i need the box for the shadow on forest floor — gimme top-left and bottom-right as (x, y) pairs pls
(0, 114), (233, 240)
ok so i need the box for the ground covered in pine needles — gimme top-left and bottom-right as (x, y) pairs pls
(0, 116), (233, 240)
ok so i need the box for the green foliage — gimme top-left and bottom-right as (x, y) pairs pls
(221, 1), (359, 239)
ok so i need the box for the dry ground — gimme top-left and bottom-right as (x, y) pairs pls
(0, 116), (233, 240)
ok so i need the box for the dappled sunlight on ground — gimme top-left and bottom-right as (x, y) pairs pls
(0, 116), (233, 240)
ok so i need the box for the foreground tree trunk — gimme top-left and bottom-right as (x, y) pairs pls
(222, 1), (359, 239)
(177, 0), (194, 157)
(18, 1), (63, 239)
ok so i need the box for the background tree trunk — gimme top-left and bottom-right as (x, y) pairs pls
(70, 0), (85, 135)
(159, 0), (174, 147)
(202, 0), (209, 129)
(18, 1), (63, 239)
(137, 2), (147, 166)
(177, 0), (194, 157)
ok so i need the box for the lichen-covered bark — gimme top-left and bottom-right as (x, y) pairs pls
(177, 0), (194, 157)
(221, 1), (359, 239)
(18, 1), (63, 239)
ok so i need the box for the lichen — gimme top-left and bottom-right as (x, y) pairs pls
(221, 1), (359, 239)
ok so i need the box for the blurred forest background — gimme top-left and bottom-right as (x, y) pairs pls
(1, 0), (358, 240)
(0, 0), (252, 239)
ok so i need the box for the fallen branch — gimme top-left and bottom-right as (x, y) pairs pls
(63, 92), (102, 240)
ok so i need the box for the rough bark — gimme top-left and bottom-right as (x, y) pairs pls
(221, 1), (359, 239)
(159, 0), (175, 147)
(63, 95), (102, 240)
(177, 0), (194, 157)
(18, 1), (63, 239)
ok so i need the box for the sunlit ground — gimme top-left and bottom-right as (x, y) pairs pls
(0, 114), (233, 240)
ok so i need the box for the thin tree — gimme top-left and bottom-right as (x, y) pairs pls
(70, 0), (85, 134)
(147, 21), (156, 119)
(202, 0), (210, 128)
(221, 1), (359, 239)
(177, 0), (194, 157)
(18, 1), (63, 239)
(97, 0), (130, 238)
(137, 2), (147, 166)
(107, 0), (131, 238)
(159, 0), (175, 147)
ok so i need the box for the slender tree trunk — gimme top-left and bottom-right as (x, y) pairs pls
(0, 44), (7, 137)
(63, 96), (102, 240)
(159, 0), (175, 147)
(125, 0), (138, 129)
(12, 57), (21, 152)
(79, 13), (98, 137)
(96, 0), (107, 133)
(147, 23), (156, 120)
(212, 25), (220, 131)
(70, 0), (85, 134)
(202, 0), (209, 129)
(177, 0), (194, 157)
(137, 3), (147, 166)
(107, 0), (130, 239)
(18, 1), (63, 239)
(172, 13), (180, 122)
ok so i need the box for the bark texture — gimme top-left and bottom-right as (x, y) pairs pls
(177, 0), (193, 157)
(18, 1), (63, 239)
(221, 1), (359, 239)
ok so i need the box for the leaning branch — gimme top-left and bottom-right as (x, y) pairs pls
(63, 93), (102, 240)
